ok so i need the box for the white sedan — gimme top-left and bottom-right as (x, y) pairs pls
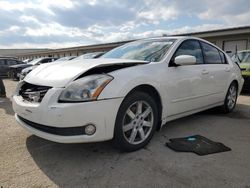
(12, 37), (244, 151)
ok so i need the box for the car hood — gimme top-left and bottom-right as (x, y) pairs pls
(24, 58), (149, 87)
(22, 65), (37, 73)
(240, 63), (250, 76)
(10, 64), (31, 69)
(240, 63), (250, 68)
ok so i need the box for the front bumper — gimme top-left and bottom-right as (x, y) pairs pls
(13, 88), (123, 143)
(18, 73), (25, 80)
(10, 69), (23, 80)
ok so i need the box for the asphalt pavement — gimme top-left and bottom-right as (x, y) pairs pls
(1, 79), (250, 188)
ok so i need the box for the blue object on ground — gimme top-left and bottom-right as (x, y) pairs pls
(187, 137), (196, 141)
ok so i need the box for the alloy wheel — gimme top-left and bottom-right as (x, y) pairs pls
(122, 101), (154, 145)
(227, 84), (237, 110)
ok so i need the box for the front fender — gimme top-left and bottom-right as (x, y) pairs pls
(98, 63), (170, 122)
(98, 63), (164, 99)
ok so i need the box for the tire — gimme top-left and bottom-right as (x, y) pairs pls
(11, 71), (16, 80)
(113, 91), (159, 152)
(221, 82), (238, 113)
(14, 72), (19, 81)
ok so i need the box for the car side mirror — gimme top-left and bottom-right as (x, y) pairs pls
(174, 55), (196, 66)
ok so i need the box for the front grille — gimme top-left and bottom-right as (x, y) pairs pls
(18, 115), (86, 136)
(19, 82), (51, 102)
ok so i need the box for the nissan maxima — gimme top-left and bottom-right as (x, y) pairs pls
(12, 37), (244, 151)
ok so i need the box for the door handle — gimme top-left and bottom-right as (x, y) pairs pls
(201, 69), (209, 75)
(224, 67), (230, 72)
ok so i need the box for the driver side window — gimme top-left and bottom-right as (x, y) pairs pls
(174, 40), (204, 64)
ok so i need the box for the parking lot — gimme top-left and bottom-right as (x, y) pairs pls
(0, 79), (250, 188)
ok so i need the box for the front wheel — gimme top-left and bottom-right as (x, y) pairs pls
(113, 91), (159, 152)
(221, 82), (238, 113)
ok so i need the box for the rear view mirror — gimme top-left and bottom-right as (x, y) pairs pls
(174, 55), (196, 66)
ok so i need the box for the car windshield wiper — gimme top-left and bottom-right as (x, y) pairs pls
(144, 46), (169, 62)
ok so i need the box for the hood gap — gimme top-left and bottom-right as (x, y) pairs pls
(75, 63), (141, 80)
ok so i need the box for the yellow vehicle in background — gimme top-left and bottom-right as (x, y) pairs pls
(231, 50), (250, 92)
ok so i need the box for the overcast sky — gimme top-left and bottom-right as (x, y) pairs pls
(0, 0), (249, 49)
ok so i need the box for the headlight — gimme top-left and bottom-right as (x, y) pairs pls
(59, 74), (113, 102)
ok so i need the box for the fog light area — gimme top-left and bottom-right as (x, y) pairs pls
(85, 124), (96, 135)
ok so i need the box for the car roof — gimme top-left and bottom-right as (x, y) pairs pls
(0, 56), (17, 59)
(237, 50), (250, 53)
(135, 36), (222, 52)
(33, 57), (57, 60)
(0, 57), (18, 60)
(139, 36), (198, 41)
(135, 36), (216, 47)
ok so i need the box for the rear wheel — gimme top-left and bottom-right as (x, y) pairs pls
(221, 82), (238, 113)
(113, 91), (159, 152)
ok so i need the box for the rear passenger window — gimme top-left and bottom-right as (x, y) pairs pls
(174, 40), (204, 64)
(219, 51), (227, 64)
(6, 60), (17, 65)
(201, 42), (222, 64)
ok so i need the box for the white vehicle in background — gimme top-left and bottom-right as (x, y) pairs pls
(74, 52), (106, 60)
(13, 37), (244, 151)
(23, 59), (33, 64)
(54, 56), (77, 62)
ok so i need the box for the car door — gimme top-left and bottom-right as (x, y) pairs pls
(200, 42), (231, 103)
(0, 59), (7, 76)
(165, 40), (215, 116)
(6, 59), (17, 74)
